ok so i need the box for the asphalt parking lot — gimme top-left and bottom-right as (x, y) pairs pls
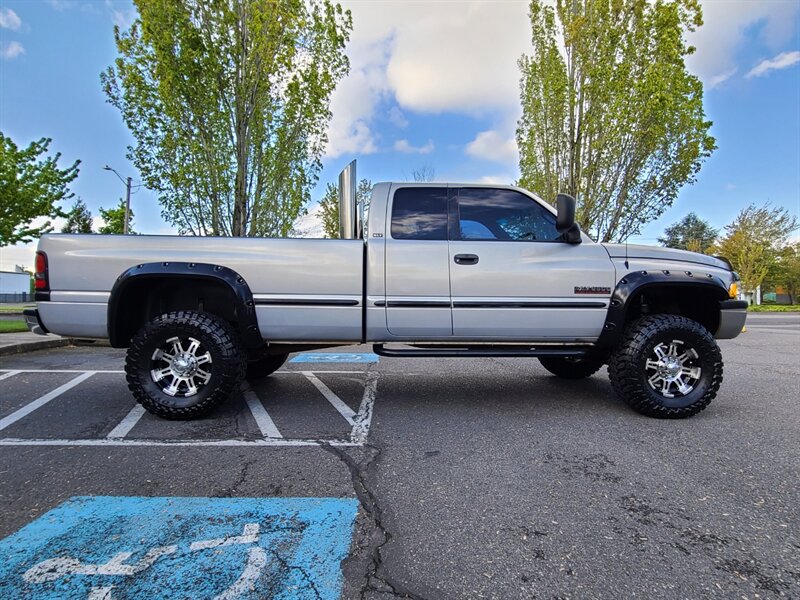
(0, 313), (798, 599)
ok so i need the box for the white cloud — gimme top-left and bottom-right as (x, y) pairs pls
(105, 0), (136, 29)
(746, 51), (800, 78)
(466, 130), (518, 163)
(1, 41), (25, 60)
(387, 107), (408, 129)
(0, 243), (36, 272)
(687, 0), (800, 86)
(707, 68), (737, 90)
(380, 2), (529, 113)
(394, 139), (434, 155)
(325, 1), (530, 157)
(324, 35), (389, 158)
(478, 174), (514, 185)
(45, 0), (74, 10)
(0, 7), (21, 30)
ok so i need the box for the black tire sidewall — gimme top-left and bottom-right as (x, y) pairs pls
(632, 323), (717, 409)
(609, 315), (723, 418)
(127, 311), (243, 417)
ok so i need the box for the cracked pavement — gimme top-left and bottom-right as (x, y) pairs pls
(1, 312), (798, 598)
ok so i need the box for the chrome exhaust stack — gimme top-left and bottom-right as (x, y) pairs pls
(338, 160), (359, 239)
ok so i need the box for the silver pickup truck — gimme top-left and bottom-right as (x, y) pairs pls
(26, 162), (746, 420)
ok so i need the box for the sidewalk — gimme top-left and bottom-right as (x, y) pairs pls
(0, 331), (72, 357)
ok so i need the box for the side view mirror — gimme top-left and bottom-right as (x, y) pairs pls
(556, 193), (581, 244)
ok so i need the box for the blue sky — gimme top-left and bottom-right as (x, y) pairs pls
(1, 0), (799, 269)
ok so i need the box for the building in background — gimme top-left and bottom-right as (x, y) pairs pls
(0, 266), (32, 302)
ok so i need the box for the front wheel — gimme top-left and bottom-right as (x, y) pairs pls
(608, 315), (723, 419)
(125, 311), (245, 420)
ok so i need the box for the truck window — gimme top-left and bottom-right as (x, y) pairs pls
(457, 188), (560, 241)
(391, 188), (448, 240)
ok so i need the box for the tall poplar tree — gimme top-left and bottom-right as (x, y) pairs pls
(102, 0), (352, 237)
(517, 0), (715, 242)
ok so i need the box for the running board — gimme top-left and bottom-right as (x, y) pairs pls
(373, 344), (591, 358)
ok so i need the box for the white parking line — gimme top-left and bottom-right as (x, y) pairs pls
(107, 405), (147, 440)
(0, 438), (361, 447)
(0, 369), (378, 446)
(241, 382), (283, 439)
(302, 371), (356, 426)
(0, 369), (124, 374)
(0, 371), (95, 432)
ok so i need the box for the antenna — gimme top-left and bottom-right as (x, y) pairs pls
(624, 240), (629, 270)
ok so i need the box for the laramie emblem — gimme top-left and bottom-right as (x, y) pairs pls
(574, 286), (611, 295)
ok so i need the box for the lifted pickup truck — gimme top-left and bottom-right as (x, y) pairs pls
(26, 162), (746, 420)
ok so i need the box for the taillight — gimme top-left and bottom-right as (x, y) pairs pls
(34, 251), (49, 291)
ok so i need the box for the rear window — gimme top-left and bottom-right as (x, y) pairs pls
(390, 188), (448, 240)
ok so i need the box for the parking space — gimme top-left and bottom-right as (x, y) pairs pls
(0, 367), (378, 447)
(1, 318), (799, 599)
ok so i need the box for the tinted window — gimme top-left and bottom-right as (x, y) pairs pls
(391, 188), (448, 240)
(457, 188), (560, 241)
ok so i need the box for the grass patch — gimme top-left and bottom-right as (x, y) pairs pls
(748, 304), (800, 312)
(0, 305), (33, 314)
(0, 320), (29, 333)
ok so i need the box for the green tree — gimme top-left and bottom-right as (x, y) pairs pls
(764, 242), (800, 304)
(658, 212), (718, 253)
(0, 133), (80, 246)
(98, 200), (135, 235)
(102, 0), (352, 238)
(713, 204), (798, 296)
(62, 199), (94, 234)
(318, 178), (372, 238)
(517, 0), (715, 242)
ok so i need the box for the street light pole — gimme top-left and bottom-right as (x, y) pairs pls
(103, 165), (134, 235)
(124, 176), (132, 235)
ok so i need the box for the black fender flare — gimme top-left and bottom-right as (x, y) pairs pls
(595, 269), (730, 350)
(107, 262), (262, 349)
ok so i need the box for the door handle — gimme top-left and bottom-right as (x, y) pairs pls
(454, 254), (479, 265)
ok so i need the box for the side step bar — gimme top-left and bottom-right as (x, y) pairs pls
(373, 344), (592, 359)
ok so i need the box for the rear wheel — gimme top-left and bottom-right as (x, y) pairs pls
(538, 355), (605, 379)
(125, 311), (245, 420)
(608, 314), (722, 419)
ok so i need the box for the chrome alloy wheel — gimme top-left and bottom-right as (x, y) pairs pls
(645, 340), (702, 398)
(150, 336), (213, 397)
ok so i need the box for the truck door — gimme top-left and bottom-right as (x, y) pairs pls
(384, 186), (453, 337)
(449, 187), (615, 340)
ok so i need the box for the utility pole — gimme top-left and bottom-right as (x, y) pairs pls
(103, 165), (136, 235)
(124, 176), (132, 235)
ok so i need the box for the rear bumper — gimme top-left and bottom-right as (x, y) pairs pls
(715, 300), (748, 339)
(23, 309), (49, 336)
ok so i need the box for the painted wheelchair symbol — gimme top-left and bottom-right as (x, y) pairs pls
(24, 523), (272, 599)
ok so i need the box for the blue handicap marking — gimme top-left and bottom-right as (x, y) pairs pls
(289, 352), (379, 363)
(0, 496), (358, 599)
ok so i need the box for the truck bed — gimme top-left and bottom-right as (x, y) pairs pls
(37, 234), (365, 342)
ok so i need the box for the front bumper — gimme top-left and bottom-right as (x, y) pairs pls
(23, 309), (49, 336)
(715, 300), (748, 339)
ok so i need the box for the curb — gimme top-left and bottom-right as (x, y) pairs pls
(0, 338), (73, 357)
